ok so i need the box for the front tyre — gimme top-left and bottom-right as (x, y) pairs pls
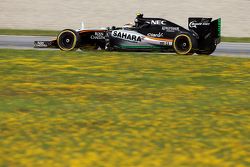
(57, 29), (79, 51)
(173, 34), (193, 55)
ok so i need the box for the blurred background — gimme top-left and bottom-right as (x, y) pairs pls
(0, 0), (249, 37)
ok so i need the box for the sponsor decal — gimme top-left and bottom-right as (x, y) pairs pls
(112, 31), (142, 42)
(90, 32), (105, 39)
(165, 41), (173, 46)
(35, 41), (48, 47)
(189, 21), (210, 28)
(147, 32), (163, 38)
(162, 26), (180, 32)
(146, 20), (167, 25)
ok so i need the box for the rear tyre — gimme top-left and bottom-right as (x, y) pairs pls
(57, 29), (79, 51)
(196, 45), (216, 55)
(173, 34), (193, 55)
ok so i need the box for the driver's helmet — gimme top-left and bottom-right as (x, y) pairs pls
(136, 13), (143, 18)
(135, 13), (143, 26)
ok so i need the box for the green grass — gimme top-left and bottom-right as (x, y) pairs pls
(0, 29), (59, 36)
(222, 37), (250, 43)
(0, 49), (249, 167)
(0, 29), (250, 43)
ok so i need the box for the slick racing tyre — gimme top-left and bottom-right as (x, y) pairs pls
(57, 29), (79, 51)
(173, 34), (193, 55)
(196, 45), (216, 55)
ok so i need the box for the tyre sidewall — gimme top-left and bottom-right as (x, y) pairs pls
(57, 29), (79, 51)
(173, 34), (193, 55)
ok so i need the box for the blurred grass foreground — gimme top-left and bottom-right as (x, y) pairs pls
(0, 49), (250, 167)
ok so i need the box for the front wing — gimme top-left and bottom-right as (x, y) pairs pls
(34, 40), (58, 48)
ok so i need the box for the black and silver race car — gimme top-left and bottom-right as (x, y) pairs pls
(34, 13), (221, 55)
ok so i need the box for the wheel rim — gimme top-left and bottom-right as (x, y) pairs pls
(174, 35), (192, 54)
(57, 30), (77, 51)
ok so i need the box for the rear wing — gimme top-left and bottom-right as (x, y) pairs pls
(211, 18), (221, 43)
(188, 17), (221, 44)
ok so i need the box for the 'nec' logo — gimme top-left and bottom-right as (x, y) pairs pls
(147, 20), (167, 25)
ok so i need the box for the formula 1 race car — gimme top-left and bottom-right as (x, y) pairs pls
(34, 13), (221, 55)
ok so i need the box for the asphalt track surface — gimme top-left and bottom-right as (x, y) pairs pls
(0, 35), (250, 58)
